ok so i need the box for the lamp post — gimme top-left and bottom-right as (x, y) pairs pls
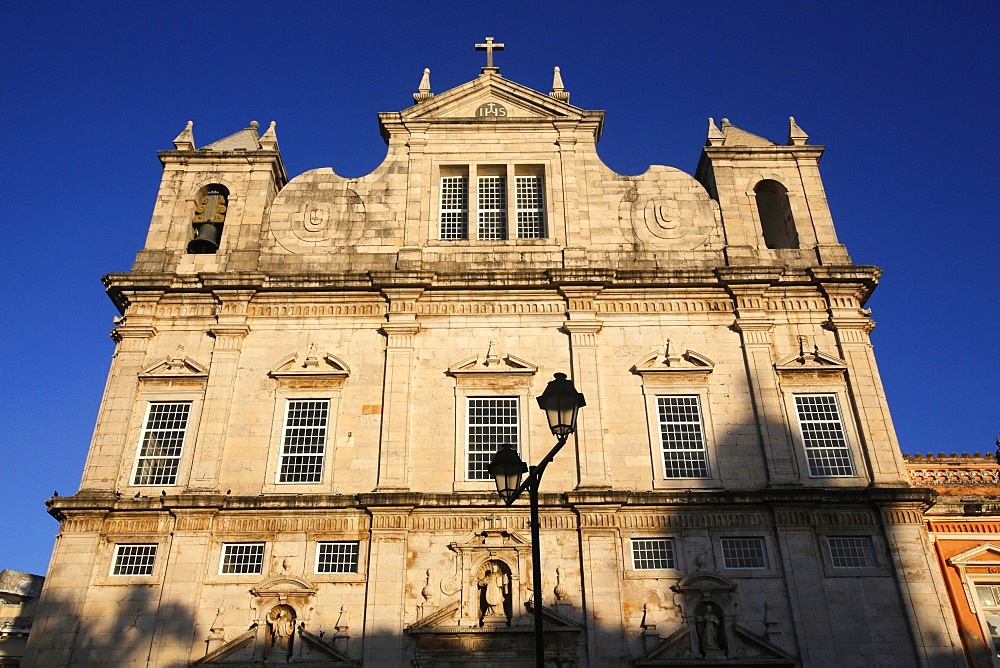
(488, 372), (586, 668)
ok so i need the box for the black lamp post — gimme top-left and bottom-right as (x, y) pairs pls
(487, 372), (585, 668)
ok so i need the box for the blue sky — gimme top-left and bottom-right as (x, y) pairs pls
(2, 2), (997, 575)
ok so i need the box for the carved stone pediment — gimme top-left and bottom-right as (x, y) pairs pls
(774, 337), (846, 374)
(139, 354), (209, 380)
(448, 344), (539, 377)
(637, 623), (797, 666)
(632, 341), (715, 377)
(947, 543), (1000, 612)
(269, 348), (350, 380)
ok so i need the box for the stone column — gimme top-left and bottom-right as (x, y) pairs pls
(187, 290), (252, 491)
(362, 506), (411, 666)
(820, 279), (908, 485)
(375, 287), (423, 491)
(725, 278), (798, 484)
(80, 292), (161, 490)
(559, 286), (610, 489)
(880, 502), (965, 667)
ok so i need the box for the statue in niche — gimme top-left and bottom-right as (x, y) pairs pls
(477, 560), (512, 625)
(266, 604), (296, 659)
(695, 601), (726, 657)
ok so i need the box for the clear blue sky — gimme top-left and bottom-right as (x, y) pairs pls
(2, 2), (997, 575)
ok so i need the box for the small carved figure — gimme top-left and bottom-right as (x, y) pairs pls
(478, 561), (510, 622)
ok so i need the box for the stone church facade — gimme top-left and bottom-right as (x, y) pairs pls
(27, 48), (965, 666)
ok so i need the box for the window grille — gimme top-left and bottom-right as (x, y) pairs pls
(220, 543), (265, 574)
(439, 176), (469, 239)
(112, 544), (157, 576)
(477, 176), (508, 240)
(631, 538), (675, 570)
(466, 397), (519, 480)
(133, 402), (191, 486)
(277, 399), (329, 483)
(316, 542), (360, 573)
(794, 394), (855, 476)
(657, 396), (709, 478)
(721, 537), (768, 569)
(827, 536), (875, 568)
(515, 175), (544, 238)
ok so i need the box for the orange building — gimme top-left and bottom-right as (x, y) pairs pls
(906, 451), (1000, 667)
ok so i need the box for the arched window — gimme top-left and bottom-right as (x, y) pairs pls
(754, 180), (798, 249)
(187, 184), (229, 254)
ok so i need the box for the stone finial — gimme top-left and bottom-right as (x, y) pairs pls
(172, 120), (196, 151)
(706, 118), (725, 146)
(259, 121), (279, 151)
(550, 66), (570, 103)
(787, 116), (809, 146)
(413, 68), (434, 103)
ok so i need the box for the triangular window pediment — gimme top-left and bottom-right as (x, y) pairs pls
(139, 354), (208, 379)
(269, 348), (351, 380)
(401, 75), (585, 122)
(948, 543), (1000, 567)
(632, 341), (715, 376)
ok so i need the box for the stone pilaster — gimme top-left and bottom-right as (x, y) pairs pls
(820, 280), (908, 485)
(879, 503), (965, 667)
(187, 291), (252, 491)
(576, 506), (627, 666)
(727, 280), (798, 484)
(80, 292), (161, 489)
(375, 288), (423, 491)
(559, 286), (610, 489)
(554, 121), (589, 253)
(362, 507), (411, 667)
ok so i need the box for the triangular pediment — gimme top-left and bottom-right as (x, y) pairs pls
(401, 72), (588, 121)
(139, 354), (208, 379)
(269, 349), (351, 379)
(638, 623), (796, 666)
(948, 543), (1000, 567)
(250, 574), (318, 597)
(774, 341), (846, 373)
(633, 341), (715, 375)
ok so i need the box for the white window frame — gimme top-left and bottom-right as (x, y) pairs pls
(826, 535), (876, 569)
(315, 541), (360, 574)
(219, 542), (266, 575)
(131, 401), (193, 487)
(793, 393), (856, 477)
(276, 398), (330, 484)
(477, 175), (508, 240)
(655, 395), (710, 479)
(263, 386), (344, 494)
(110, 544), (158, 576)
(639, 377), (720, 490)
(515, 175), (545, 239)
(970, 582), (1000, 664)
(719, 537), (769, 570)
(439, 174), (469, 240)
(630, 537), (677, 570)
(464, 396), (520, 482)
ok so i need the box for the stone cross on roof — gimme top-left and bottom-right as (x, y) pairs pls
(475, 36), (504, 71)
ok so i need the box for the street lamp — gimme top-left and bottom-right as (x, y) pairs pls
(487, 372), (586, 668)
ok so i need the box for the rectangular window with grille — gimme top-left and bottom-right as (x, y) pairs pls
(721, 537), (768, 569)
(111, 544), (157, 576)
(439, 176), (469, 240)
(316, 542), (360, 573)
(466, 397), (519, 480)
(974, 584), (1000, 657)
(794, 394), (855, 477)
(657, 396), (709, 478)
(827, 536), (876, 568)
(515, 175), (544, 238)
(631, 538), (676, 570)
(132, 401), (191, 486)
(277, 399), (329, 483)
(477, 175), (508, 240)
(220, 543), (265, 574)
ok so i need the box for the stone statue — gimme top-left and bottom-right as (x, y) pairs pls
(266, 604), (296, 658)
(478, 561), (510, 622)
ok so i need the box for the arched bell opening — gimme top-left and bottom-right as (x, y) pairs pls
(188, 184), (229, 254)
(754, 179), (798, 249)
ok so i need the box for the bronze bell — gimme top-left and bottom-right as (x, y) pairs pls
(187, 223), (220, 254)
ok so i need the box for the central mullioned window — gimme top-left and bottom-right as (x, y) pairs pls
(466, 397), (519, 480)
(439, 165), (545, 240)
(631, 538), (676, 570)
(220, 543), (265, 574)
(277, 399), (330, 483)
(132, 401), (191, 486)
(721, 537), (768, 569)
(794, 394), (855, 477)
(656, 395), (709, 478)
(826, 536), (875, 569)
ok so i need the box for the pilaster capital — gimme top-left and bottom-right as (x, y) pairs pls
(380, 322), (421, 348)
(209, 325), (251, 350)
